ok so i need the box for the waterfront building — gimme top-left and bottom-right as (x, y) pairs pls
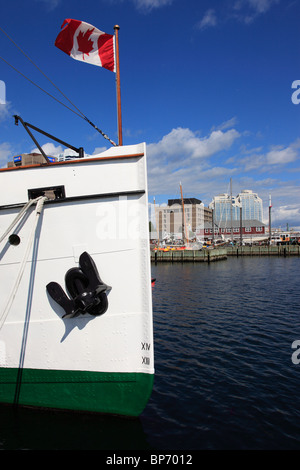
(155, 198), (204, 240)
(200, 220), (266, 242)
(204, 206), (213, 224)
(7, 153), (57, 167)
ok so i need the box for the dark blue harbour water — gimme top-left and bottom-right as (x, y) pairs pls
(1, 256), (300, 450)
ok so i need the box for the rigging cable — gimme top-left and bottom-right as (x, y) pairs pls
(0, 198), (38, 245)
(0, 196), (47, 331)
(0, 26), (117, 147)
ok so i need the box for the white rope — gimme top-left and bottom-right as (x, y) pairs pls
(0, 196), (47, 331)
(0, 197), (43, 245)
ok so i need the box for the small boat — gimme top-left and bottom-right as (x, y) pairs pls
(213, 239), (227, 247)
(0, 128), (154, 417)
(185, 241), (203, 251)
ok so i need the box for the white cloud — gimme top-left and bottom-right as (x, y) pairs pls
(31, 142), (63, 156)
(0, 102), (12, 123)
(147, 126), (240, 196)
(0, 142), (13, 168)
(133, 0), (173, 9)
(240, 140), (300, 171)
(34, 0), (61, 11)
(266, 145), (298, 165)
(233, 0), (280, 23)
(197, 0), (280, 30)
(148, 127), (240, 161)
(271, 196), (300, 231)
(197, 9), (217, 31)
(276, 204), (300, 221)
(213, 117), (238, 132)
(108, 0), (174, 12)
(92, 146), (108, 155)
(31, 143), (108, 158)
(245, 0), (279, 14)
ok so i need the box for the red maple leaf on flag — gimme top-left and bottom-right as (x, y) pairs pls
(77, 28), (95, 60)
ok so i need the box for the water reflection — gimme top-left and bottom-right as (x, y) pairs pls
(141, 257), (300, 450)
(0, 404), (151, 450)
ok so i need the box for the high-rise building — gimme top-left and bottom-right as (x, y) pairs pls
(209, 189), (263, 224)
(236, 190), (263, 222)
(208, 193), (241, 224)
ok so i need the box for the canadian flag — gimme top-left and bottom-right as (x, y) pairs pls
(55, 19), (116, 72)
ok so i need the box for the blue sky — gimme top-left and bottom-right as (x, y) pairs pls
(0, 0), (299, 229)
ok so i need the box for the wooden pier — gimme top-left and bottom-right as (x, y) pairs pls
(151, 245), (300, 263)
(151, 248), (227, 263)
(226, 245), (300, 257)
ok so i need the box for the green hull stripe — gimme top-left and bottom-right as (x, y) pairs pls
(0, 368), (154, 417)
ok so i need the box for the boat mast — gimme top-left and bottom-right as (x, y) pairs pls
(114, 25), (122, 146)
(269, 194), (272, 244)
(180, 182), (188, 244)
(240, 206), (243, 246)
(154, 197), (160, 242)
(230, 178), (233, 243)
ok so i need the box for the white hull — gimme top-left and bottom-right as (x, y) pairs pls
(0, 143), (154, 415)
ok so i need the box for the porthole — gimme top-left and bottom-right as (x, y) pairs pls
(8, 234), (20, 246)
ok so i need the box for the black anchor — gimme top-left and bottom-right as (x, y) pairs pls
(46, 252), (111, 318)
